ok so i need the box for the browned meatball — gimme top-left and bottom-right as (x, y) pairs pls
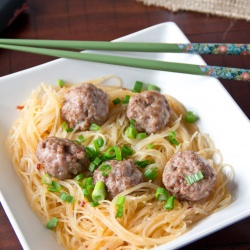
(61, 83), (110, 131)
(93, 159), (143, 198)
(126, 90), (171, 134)
(162, 151), (217, 201)
(36, 136), (88, 180)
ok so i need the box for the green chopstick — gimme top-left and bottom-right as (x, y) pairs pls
(0, 43), (249, 81)
(0, 39), (249, 55)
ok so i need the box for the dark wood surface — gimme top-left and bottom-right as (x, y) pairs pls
(0, 1), (249, 249)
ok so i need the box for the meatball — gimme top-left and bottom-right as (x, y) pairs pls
(93, 159), (143, 198)
(126, 90), (171, 134)
(61, 83), (110, 131)
(36, 136), (88, 180)
(162, 151), (217, 201)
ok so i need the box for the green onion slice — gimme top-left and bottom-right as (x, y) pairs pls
(155, 187), (169, 201)
(42, 173), (52, 185)
(89, 123), (100, 131)
(147, 84), (160, 91)
(125, 126), (137, 139)
(134, 160), (154, 168)
(91, 201), (99, 207)
(99, 164), (112, 177)
(113, 97), (121, 105)
(88, 156), (102, 172)
(92, 181), (107, 201)
(136, 132), (147, 139)
(86, 146), (99, 161)
(74, 135), (85, 145)
(132, 81), (143, 92)
(57, 79), (65, 87)
(74, 173), (84, 181)
(121, 145), (133, 158)
(46, 217), (59, 230)
(122, 95), (130, 104)
(147, 144), (154, 149)
(164, 196), (176, 210)
(60, 192), (75, 203)
(115, 195), (126, 218)
(167, 131), (179, 145)
(61, 122), (73, 132)
(113, 145), (122, 160)
(47, 181), (62, 193)
(185, 171), (204, 185)
(144, 167), (158, 180)
(93, 138), (104, 151)
(185, 111), (199, 123)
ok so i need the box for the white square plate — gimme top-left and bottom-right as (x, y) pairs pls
(0, 22), (249, 250)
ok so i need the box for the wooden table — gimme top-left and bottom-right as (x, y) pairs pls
(0, 1), (249, 249)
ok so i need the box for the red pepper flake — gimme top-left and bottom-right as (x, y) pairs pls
(16, 105), (24, 110)
(36, 163), (41, 170)
(80, 201), (85, 207)
(187, 206), (192, 209)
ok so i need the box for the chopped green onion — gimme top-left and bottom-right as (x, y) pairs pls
(62, 122), (73, 132)
(81, 177), (94, 196)
(42, 174), (62, 192)
(125, 126), (138, 139)
(91, 201), (99, 207)
(74, 173), (84, 181)
(47, 181), (62, 193)
(115, 195), (126, 218)
(185, 171), (204, 185)
(86, 146), (100, 161)
(57, 79), (65, 87)
(92, 181), (107, 201)
(78, 135), (85, 142)
(132, 81), (143, 92)
(113, 145), (122, 160)
(74, 135), (85, 145)
(136, 132), (147, 139)
(46, 217), (59, 230)
(144, 167), (158, 180)
(89, 123), (100, 131)
(122, 95), (130, 104)
(164, 196), (176, 210)
(167, 131), (179, 145)
(88, 157), (101, 172)
(134, 160), (154, 168)
(101, 147), (116, 161)
(129, 119), (135, 127)
(147, 84), (160, 91)
(93, 138), (104, 151)
(60, 192), (74, 203)
(147, 144), (154, 149)
(121, 145), (133, 158)
(113, 95), (130, 105)
(99, 164), (112, 177)
(113, 97), (122, 105)
(155, 187), (169, 201)
(42, 173), (52, 185)
(185, 111), (199, 123)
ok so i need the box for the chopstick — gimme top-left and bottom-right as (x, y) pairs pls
(0, 39), (250, 55)
(0, 43), (249, 82)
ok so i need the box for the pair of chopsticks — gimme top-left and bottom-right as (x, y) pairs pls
(0, 39), (249, 81)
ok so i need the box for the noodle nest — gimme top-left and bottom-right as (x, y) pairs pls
(7, 76), (233, 250)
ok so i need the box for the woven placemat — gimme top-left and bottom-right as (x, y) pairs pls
(137, 0), (250, 21)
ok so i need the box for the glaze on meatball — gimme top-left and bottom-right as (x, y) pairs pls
(93, 159), (143, 198)
(126, 90), (171, 134)
(36, 136), (88, 180)
(61, 83), (110, 131)
(162, 151), (217, 201)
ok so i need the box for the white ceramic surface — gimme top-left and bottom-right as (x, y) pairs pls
(0, 22), (249, 250)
